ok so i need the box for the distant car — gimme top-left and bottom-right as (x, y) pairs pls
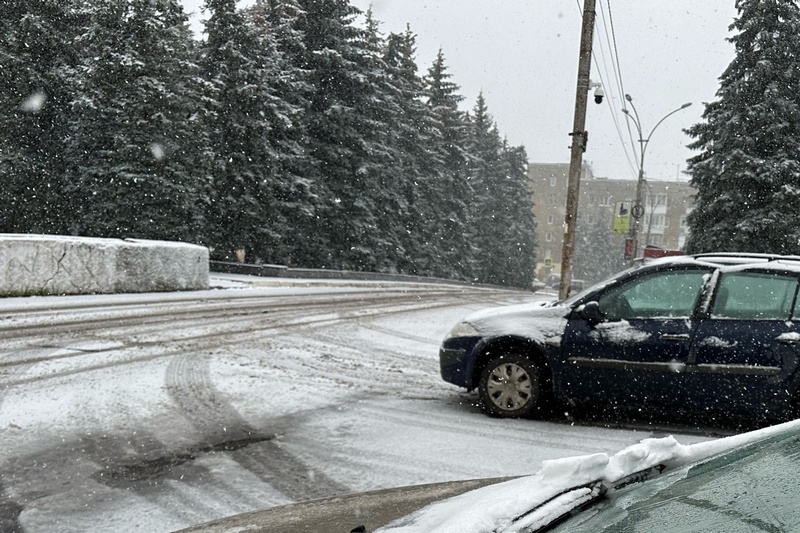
(544, 274), (585, 292)
(180, 420), (800, 532)
(440, 253), (800, 420)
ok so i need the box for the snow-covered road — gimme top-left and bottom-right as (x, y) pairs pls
(0, 276), (712, 532)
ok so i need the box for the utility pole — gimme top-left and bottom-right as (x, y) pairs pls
(559, 0), (596, 300)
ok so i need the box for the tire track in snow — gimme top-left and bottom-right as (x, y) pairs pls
(0, 291), (504, 381)
(164, 352), (349, 502)
(0, 348), (59, 533)
(0, 286), (538, 527)
(0, 479), (23, 533)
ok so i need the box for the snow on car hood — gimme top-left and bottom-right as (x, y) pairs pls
(462, 301), (570, 346)
(376, 419), (800, 533)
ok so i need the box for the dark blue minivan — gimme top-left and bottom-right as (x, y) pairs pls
(440, 253), (800, 420)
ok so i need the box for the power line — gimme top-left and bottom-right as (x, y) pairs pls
(605, 0), (640, 170)
(574, 0), (639, 179)
(594, 0), (637, 178)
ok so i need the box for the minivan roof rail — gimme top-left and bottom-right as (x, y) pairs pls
(691, 252), (800, 263)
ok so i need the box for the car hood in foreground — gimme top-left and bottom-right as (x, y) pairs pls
(174, 477), (514, 533)
(375, 419), (800, 532)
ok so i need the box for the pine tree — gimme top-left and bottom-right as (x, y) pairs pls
(238, 0), (315, 265)
(496, 141), (538, 288)
(686, 0), (800, 253)
(467, 94), (537, 287)
(65, 0), (210, 242)
(0, 0), (79, 234)
(422, 50), (474, 279)
(574, 210), (622, 283)
(466, 93), (504, 283)
(292, 0), (398, 271)
(203, 0), (309, 262)
(382, 27), (439, 275)
(358, 10), (415, 273)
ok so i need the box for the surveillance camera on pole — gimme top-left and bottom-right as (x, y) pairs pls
(589, 81), (604, 104)
(594, 86), (604, 104)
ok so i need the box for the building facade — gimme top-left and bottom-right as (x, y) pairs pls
(529, 162), (695, 284)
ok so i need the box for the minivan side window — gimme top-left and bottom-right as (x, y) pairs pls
(597, 269), (708, 320)
(712, 271), (798, 320)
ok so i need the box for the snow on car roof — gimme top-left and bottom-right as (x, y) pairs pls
(631, 253), (800, 274)
(376, 419), (800, 533)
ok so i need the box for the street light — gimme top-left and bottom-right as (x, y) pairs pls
(622, 94), (691, 260)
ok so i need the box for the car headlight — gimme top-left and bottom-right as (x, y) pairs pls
(445, 321), (480, 339)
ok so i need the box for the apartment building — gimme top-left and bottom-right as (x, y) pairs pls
(529, 162), (695, 283)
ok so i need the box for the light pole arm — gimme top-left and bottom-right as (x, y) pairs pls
(640, 102), (692, 164)
(623, 99), (692, 261)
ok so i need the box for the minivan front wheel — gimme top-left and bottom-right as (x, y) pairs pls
(478, 353), (543, 418)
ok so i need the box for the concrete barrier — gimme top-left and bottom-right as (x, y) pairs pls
(0, 234), (209, 296)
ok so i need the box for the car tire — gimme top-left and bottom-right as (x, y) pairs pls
(478, 353), (544, 418)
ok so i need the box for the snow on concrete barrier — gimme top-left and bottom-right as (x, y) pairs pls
(0, 234), (209, 296)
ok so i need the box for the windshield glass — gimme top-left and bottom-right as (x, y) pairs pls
(558, 265), (639, 307)
(1, 2), (757, 532)
(549, 429), (800, 532)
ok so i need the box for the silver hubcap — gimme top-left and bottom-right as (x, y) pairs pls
(486, 362), (533, 411)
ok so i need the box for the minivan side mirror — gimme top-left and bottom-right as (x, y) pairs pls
(576, 301), (603, 323)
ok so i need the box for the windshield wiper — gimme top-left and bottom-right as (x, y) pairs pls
(495, 465), (665, 533)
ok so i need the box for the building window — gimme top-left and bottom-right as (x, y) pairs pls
(647, 235), (662, 246)
(549, 176), (557, 186)
(598, 195), (613, 206)
(650, 214), (670, 228)
(547, 194), (556, 205)
(547, 214), (554, 224)
(646, 193), (668, 208)
(545, 232), (554, 242)
(589, 195), (596, 206)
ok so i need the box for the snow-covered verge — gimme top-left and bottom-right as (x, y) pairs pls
(0, 234), (209, 296)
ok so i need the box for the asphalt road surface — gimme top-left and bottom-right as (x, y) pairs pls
(0, 277), (715, 532)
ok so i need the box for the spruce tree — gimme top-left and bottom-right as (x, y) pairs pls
(686, 0), (800, 253)
(292, 0), (396, 271)
(574, 210), (621, 283)
(467, 94), (537, 287)
(0, 0), (79, 234)
(246, 0), (316, 266)
(496, 141), (538, 288)
(66, 0), (209, 242)
(204, 0), (309, 262)
(465, 93), (504, 283)
(423, 50), (474, 279)
(383, 28), (439, 275)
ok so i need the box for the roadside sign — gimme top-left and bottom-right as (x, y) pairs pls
(613, 201), (631, 234)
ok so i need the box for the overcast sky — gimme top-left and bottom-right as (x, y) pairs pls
(182, 1), (739, 182)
